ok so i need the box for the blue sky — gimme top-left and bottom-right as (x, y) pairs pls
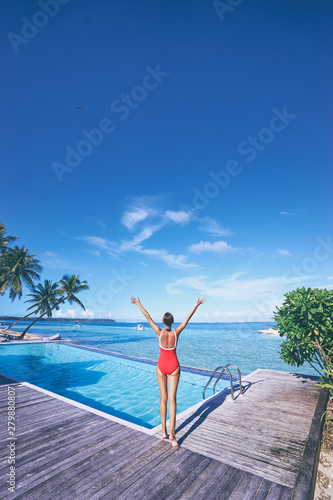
(1, 0), (332, 322)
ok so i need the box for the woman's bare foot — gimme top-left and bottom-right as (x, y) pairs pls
(161, 433), (168, 439)
(170, 435), (179, 447)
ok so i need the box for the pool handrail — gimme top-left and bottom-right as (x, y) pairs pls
(202, 363), (242, 401)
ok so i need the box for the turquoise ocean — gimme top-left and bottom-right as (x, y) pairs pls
(3, 320), (317, 377)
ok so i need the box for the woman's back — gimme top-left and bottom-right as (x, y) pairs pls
(159, 329), (177, 350)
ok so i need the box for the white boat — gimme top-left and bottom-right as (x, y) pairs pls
(48, 333), (61, 340)
(259, 328), (279, 336)
(136, 324), (144, 331)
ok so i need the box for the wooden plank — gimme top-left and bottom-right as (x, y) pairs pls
(164, 457), (214, 500)
(253, 480), (274, 500)
(0, 369), (324, 500)
(6, 429), (151, 499)
(292, 387), (329, 500)
(58, 440), (171, 499)
(241, 475), (265, 500)
(177, 458), (225, 499)
(209, 466), (244, 498)
(138, 452), (209, 500)
(178, 462), (229, 499)
(121, 450), (206, 500)
(265, 482), (293, 499)
(175, 370), (322, 488)
(21, 435), (165, 500)
(227, 471), (260, 500)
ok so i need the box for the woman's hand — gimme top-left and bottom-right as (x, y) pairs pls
(196, 297), (206, 306)
(131, 296), (140, 306)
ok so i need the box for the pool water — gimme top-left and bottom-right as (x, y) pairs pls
(4, 320), (317, 377)
(0, 342), (229, 428)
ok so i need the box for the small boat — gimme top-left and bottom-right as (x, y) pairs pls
(136, 324), (144, 331)
(259, 328), (279, 336)
(48, 333), (61, 340)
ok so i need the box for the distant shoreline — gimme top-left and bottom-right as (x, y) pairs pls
(0, 316), (115, 323)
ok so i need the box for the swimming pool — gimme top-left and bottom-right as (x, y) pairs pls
(0, 342), (230, 429)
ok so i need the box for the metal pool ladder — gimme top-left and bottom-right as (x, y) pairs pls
(202, 363), (243, 401)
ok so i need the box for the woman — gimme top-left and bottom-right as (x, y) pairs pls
(131, 296), (206, 446)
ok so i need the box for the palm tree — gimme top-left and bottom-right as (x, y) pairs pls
(0, 223), (18, 252)
(4, 280), (62, 333)
(0, 246), (42, 301)
(0, 224), (19, 296)
(19, 274), (89, 338)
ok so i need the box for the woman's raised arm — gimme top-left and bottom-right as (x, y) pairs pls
(131, 297), (162, 336)
(174, 297), (206, 336)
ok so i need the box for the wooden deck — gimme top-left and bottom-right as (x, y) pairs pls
(0, 369), (326, 499)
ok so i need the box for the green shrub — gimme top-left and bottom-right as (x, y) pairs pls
(273, 287), (333, 382)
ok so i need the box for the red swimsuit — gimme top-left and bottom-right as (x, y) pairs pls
(157, 330), (179, 375)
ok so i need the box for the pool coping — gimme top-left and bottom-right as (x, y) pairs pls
(0, 367), (240, 437)
(0, 342), (317, 437)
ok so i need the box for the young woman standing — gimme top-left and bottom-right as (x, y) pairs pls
(131, 296), (205, 446)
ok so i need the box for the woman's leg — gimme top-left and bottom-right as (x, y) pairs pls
(168, 367), (180, 446)
(156, 366), (168, 438)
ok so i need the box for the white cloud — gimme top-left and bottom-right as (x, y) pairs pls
(81, 309), (95, 319)
(279, 210), (305, 218)
(45, 251), (58, 258)
(54, 308), (94, 319)
(138, 248), (199, 270)
(120, 224), (164, 251)
(166, 276), (207, 295)
(86, 250), (101, 257)
(188, 240), (239, 255)
(40, 252), (75, 270)
(121, 208), (152, 230)
(54, 308), (77, 318)
(80, 236), (113, 251)
(165, 210), (193, 225)
(166, 273), (321, 301)
(198, 217), (230, 237)
(88, 216), (106, 229)
(67, 309), (78, 318)
(327, 276), (333, 280)
(276, 249), (291, 256)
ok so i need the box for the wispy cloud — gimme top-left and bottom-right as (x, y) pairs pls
(80, 198), (236, 271)
(280, 211), (294, 216)
(166, 273), (321, 300)
(119, 224), (164, 251)
(121, 207), (155, 230)
(39, 251), (77, 270)
(166, 275), (207, 295)
(276, 249), (291, 256)
(188, 240), (240, 255)
(87, 216), (106, 229)
(86, 250), (101, 257)
(197, 217), (230, 237)
(137, 248), (198, 269)
(280, 210), (306, 218)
